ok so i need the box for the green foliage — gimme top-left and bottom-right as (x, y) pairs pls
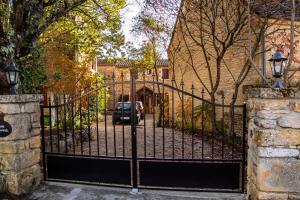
(18, 47), (46, 94)
(90, 73), (109, 118)
(40, 0), (126, 60)
(0, 0), (126, 93)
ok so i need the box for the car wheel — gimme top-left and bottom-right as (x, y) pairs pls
(112, 118), (116, 125)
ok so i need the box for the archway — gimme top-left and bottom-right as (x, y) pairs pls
(136, 87), (154, 114)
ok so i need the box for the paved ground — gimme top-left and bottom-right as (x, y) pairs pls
(22, 182), (245, 200)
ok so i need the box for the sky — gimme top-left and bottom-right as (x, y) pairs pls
(120, 0), (142, 47)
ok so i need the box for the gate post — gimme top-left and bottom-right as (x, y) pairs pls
(130, 71), (138, 192)
(0, 95), (43, 195)
(246, 88), (300, 200)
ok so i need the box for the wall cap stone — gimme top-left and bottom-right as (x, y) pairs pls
(244, 86), (300, 99)
(0, 95), (43, 103)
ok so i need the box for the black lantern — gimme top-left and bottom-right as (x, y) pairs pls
(268, 50), (287, 89)
(4, 63), (20, 94)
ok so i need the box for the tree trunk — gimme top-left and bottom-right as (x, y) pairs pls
(210, 94), (217, 133)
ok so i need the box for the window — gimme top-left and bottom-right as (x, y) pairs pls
(161, 68), (169, 79)
(146, 69), (153, 75)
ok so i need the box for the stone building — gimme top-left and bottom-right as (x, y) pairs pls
(97, 59), (170, 113)
(168, 0), (300, 106)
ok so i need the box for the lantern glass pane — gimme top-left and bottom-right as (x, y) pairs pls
(6, 72), (11, 84)
(15, 71), (19, 83)
(274, 65), (281, 73)
(9, 71), (16, 84)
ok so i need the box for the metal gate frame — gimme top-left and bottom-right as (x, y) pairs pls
(40, 72), (247, 193)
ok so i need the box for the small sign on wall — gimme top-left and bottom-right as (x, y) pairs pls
(0, 112), (12, 137)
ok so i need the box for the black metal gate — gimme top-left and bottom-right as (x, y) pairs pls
(40, 72), (247, 193)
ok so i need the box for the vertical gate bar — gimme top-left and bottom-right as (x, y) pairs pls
(112, 73), (117, 157)
(87, 90), (91, 155)
(143, 72), (147, 158)
(71, 98), (75, 155)
(171, 77), (175, 159)
(242, 103), (247, 192)
(212, 108), (215, 159)
(191, 84), (195, 159)
(96, 80), (100, 156)
(48, 98), (53, 153)
(79, 95), (83, 155)
(152, 73), (156, 158)
(222, 92), (225, 159)
(162, 78), (165, 159)
(63, 94), (68, 153)
(56, 99), (60, 153)
(121, 72), (125, 157)
(232, 95), (236, 159)
(131, 71), (138, 190)
(201, 89), (204, 159)
(181, 80), (184, 159)
(40, 105), (47, 181)
(104, 81), (108, 157)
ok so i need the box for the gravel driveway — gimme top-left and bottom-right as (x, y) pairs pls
(46, 114), (242, 160)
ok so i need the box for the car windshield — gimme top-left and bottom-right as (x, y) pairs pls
(116, 103), (131, 110)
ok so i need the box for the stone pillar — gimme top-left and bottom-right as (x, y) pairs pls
(0, 95), (43, 195)
(246, 88), (300, 200)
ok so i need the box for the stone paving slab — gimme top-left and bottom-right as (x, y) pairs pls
(21, 182), (245, 200)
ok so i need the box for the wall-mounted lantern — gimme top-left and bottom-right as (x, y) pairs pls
(3, 63), (20, 95)
(268, 50), (287, 89)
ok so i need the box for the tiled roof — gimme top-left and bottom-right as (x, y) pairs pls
(97, 59), (115, 66)
(251, 0), (300, 20)
(97, 58), (169, 68)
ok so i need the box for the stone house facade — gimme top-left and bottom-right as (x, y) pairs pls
(97, 59), (170, 113)
(168, 0), (300, 107)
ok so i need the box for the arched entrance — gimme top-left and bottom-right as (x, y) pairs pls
(136, 87), (154, 114)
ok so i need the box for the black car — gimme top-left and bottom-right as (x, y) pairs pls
(112, 102), (141, 125)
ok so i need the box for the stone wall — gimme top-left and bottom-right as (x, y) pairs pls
(0, 95), (43, 195)
(246, 89), (300, 200)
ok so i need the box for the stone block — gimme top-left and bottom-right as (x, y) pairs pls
(30, 112), (40, 123)
(289, 101), (300, 113)
(278, 112), (300, 129)
(254, 118), (277, 129)
(24, 103), (40, 113)
(256, 110), (289, 120)
(0, 104), (21, 114)
(31, 121), (41, 129)
(258, 147), (299, 158)
(29, 136), (41, 149)
(257, 191), (288, 200)
(0, 149), (40, 171)
(6, 164), (41, 195)
(248, 99), (289, 112)
(288, 194), (300, 200)
(0, 140), (27, 154)
(254, 129), (300, 147)
(257, 158), (300, 193)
